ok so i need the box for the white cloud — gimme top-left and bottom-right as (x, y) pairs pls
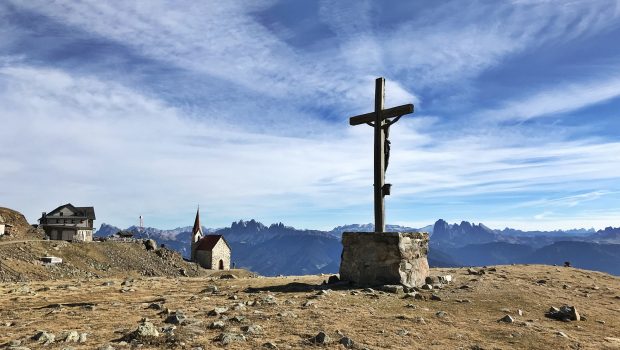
(478, 76), (620, 122)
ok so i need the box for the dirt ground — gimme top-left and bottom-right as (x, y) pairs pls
(0, 264), (618, 349)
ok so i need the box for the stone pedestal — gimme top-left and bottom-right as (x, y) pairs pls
(339, 232), (429, 287)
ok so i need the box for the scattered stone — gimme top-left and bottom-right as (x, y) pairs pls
(564, 261), (571, 267)
(430, 294), (442, 301)
(263, 342), (278, 349)
(209, 321), (226, 330)
(219, 274), (238, 279)
(439, 275), (453, 284)
(144, 239), (157, 251)
(414, 293), (426, 301)
(32, 331), (55, 344)
(498, 315), (514, 323)
(596, 320), (606, 324)
(147, 303), (163, 310)
(215, 332), (246, 345)
(310, 331), (330, 345)
(363, 288), (375, 293)
(232, 303), (246, 311)
(545, 305), (580, 322)
(131, 320), (160, 339)
(456, 299), (471, 303)
(435, 311), (448, 318)
(63, 331), (80, 342)
(201, 285), (219, 293)
(380, 285), (404, 294)
(397, 329), (409, 336)
(326, 275), (340, 285)
(467, 268), (479, 275)
(557, 331), (568, 338)
(302, 300), (316, 308)
(415, 317), (426, 325)
(421, 284), (433, 290)
(241, 325), (263, 335)
(537, 279), (547, 284)
(230, 315), (246, 323)
(98, 345), (116, 350)
(164, 312), (187, 324)
(402, 292), (417, 299)
(517, 309), (523, 316)
(277, 311), (297, 318)
(425, 276), (438, 285)
(208, 307), (228, 316)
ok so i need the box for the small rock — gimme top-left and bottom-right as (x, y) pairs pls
(302, 300), (316, 308)
(32, 331), (55, 344)
(165, 312), (187, 324)
(545, 305), (580, 322)
(425, 276), (438, 285)
(397, 329), (409, 336)
(517, 309), (523, 316)
(144, 239), (157, 250)
(133, 321), (160, 338)
(219, 274), (238, 279)
(338, 337), (353, 348)
(263, 342), (278, 349)
(147, 303), (163, 310)
(380, 285), (403, 294)
(64, 331), (80, 342)
(438, 275), (453, 284)
(435, 311), (448, 318)
(421, 284), (433, 290)
(232, 303), (246, 311)
(98, 345), (116, 350)
(557, 331), (568, 338)
(430, 294), (442, 301)
(241, 325), (263, 335)
(208, 307), (228, 316)
(209, 321), (226, 329)
(499, 315), (514, 323)
(215, 332), (246, 344)
(310, 331), (330, 345)
(201, 285), (219, 293)
(230, 315), (246, 323)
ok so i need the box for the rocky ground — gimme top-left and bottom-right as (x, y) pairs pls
(0, 265), (618, 349)
(0, 240), (254, 282)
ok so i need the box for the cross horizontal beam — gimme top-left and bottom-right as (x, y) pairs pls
(349, 104), (414, 126)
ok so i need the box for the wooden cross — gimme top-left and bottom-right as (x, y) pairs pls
(349, 77), (414, 233)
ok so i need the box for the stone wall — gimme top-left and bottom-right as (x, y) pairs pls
(195, 240), (231, 270)
(339, 231), (429, 287)
(210, 240), (231, 270)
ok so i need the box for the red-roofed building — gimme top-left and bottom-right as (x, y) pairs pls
(190, 207), (231, 270)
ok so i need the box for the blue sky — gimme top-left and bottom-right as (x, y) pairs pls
(1, 0), (620, 231)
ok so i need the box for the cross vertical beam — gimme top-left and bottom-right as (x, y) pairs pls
(349, 76), (413, 235)
(374, 78), (386, 233)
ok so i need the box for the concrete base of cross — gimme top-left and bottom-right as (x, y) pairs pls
(339, 231), (430, 287)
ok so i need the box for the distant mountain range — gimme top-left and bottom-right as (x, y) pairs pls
(96, 219), (620, 276)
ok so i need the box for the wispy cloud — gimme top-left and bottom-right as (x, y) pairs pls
(478, 76), (620, 122)
(1, 1), (620, 231)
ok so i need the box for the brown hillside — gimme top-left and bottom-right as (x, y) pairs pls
(0, 265), (618, 349)
(0, 240), (254, 282)
(0, 207), (44, 241)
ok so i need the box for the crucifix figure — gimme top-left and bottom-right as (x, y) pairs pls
(349, 77), (414, 233)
